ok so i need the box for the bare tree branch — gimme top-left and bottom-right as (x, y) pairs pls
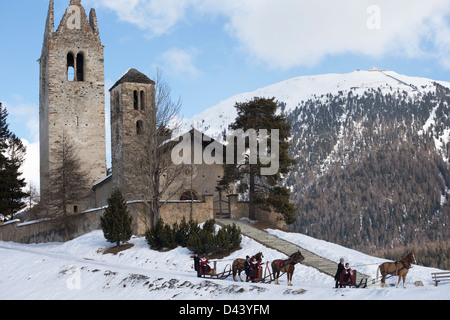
(137, 69), (188, 229)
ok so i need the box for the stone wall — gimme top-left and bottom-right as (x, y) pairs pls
(0, 210), (101, 244)
(227, 194), (285, 228)
(0, 196), (214, 244)
(127, 195), (214, 236)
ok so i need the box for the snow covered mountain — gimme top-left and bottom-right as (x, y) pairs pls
(182, 68), (450, 144)
(182, 69), (450, 265)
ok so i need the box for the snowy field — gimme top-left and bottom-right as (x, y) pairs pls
(0, 227), (448, 301)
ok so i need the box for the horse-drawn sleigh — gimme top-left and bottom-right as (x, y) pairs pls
(199, 260), (233, 280)
(231, 251), (305, 286)
(196, 250), (306, 286)
(197, 250), (417, 289)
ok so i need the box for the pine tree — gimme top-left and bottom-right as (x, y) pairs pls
(0, 103), (10, 217)
(0, 103), (27, 220)
(1, 136), (27, 219)
(100, 188), (133, 247)
(221, 97), (296, 224)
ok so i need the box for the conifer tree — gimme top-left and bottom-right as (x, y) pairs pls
(0, 103), (27, 220)
(221, 97), (297, 224)
(101, 189), (133, 247)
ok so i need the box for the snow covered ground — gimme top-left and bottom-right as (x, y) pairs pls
(0, 228), (448, 300)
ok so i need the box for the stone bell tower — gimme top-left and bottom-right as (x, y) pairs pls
(109, 69), (156, 201)
(39, 0), (107, 206)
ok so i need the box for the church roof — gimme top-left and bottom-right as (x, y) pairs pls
(109, 68), (155, 91)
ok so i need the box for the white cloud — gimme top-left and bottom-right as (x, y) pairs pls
(3, 100), (39, 140)
(87, 0), (450, 69)
(215, 0), (450, 69)
(20, 139), (40, 190)
(158, 47), (201, 79)
(88, 0), (197, 35)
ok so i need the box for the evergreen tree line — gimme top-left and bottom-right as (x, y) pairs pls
(285, 85), (450, 269)
(287, 86), (450, 189)
(145, 217), (242, 255)
(293, 138), (449, 252)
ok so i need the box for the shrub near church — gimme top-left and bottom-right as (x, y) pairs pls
(145, 218), (241, 255)
(100, 189), (133, 247)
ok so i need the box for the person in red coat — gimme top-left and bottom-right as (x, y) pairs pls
(200, 256), (211, 274)
(342, 263), (354, 286)
(249, 258), (260, 282)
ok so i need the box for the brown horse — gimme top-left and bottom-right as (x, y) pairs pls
(377, 252), (417, 288)
(232, 252), (264, 282)
(271, 251), (305, 286)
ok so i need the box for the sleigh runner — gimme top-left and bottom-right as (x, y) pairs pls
(200, 261), (233, 280)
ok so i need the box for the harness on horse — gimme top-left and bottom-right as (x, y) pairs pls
(394, 258), (412, 275)
(274, 258), (293, 273)
(273, 253), (303, 273)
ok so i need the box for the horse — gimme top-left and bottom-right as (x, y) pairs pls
(232, 252), (264, 282)
(376, 252), (417, 288)
(271, 250), (305, 286)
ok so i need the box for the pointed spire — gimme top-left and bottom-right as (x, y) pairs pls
(45, 0), (54, 36)
(52, 0), (101, 44)
(89, 8), (100, 40)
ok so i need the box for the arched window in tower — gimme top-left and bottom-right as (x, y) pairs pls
(136, 120), (144, 135)
(67, 52), (75, 81)
(133, 91), (139, 110)
(140, 90), (145, 110)
(76, 53), (84, 81)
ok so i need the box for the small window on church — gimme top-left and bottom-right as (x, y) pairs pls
(140, 91), (145, 110)
(136, 120), (144, 135)
(76, 53), (84, 82)
(180, 191), (200, 201)
(67, 52), (75, 81)
(133, 91), (139, 110)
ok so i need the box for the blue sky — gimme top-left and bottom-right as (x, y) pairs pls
(1, 0), (450, 187)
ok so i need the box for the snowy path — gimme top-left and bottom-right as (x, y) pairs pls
(217, 219), (372, 285)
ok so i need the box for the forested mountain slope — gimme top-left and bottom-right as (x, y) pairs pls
(185, 69), (450, 268)
(287, 84), (450, 269)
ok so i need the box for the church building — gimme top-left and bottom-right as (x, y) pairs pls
(39, 0), (228, 234)
(0, 0), (278, 244)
